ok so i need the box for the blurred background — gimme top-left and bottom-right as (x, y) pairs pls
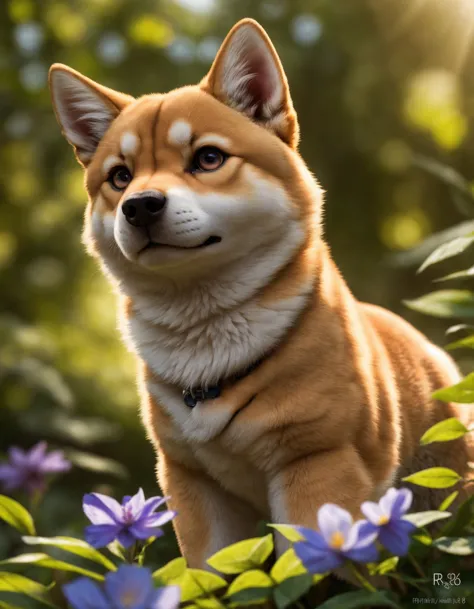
(1, 0), (474, 565)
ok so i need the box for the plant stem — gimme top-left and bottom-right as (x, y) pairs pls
(349, 563), (377, 593)
(408, 553), (426, 580)
(127, 542), (137, 563)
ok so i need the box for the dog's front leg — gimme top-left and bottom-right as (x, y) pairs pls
(268, 445), (374, 551)
(158, 451), (262, 568)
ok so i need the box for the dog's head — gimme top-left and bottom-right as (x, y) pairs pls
(50, 19), (320, 285)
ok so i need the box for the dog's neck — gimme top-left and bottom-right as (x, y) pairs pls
(119, 227), (317, 389)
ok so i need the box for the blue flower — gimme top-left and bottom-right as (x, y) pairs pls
(0, 442), (71, 494)
(361, 487), (416, 556)
(83, 488), (176, 549)
(63, 565), (180, 609)
(293, 504), (378, 574)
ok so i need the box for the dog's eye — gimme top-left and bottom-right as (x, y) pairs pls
(108, 166), (133, 191)
(192, 147), (227, 173)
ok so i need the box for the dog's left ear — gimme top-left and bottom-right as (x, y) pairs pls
(201, 19), (299, 148)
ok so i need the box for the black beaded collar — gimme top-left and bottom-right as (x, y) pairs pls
(182, 358), (263, 408)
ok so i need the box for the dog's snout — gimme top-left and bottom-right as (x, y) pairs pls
(122, 191), (167, 227)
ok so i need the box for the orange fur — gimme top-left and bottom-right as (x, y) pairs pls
(49, 19), (473, 568)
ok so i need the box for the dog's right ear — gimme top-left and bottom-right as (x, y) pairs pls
(49, 64), (133, 166)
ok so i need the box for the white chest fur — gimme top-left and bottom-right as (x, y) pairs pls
(126, 291), (308, 390)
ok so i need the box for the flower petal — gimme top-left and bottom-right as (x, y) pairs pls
(117, 529), (137, 548)
(360, 501), (384, 525)
(150, 586), (181, 609)
(292, 526), (328, 551)
(84, 524), (121, 549)
(124, 488), (146, 520)
(140, 496), (170, 519)
(0, 465), (22, 490)
(344, 542), (379, 563)
(37, 450), (71, 474)
(83, 493), (122, 525)
(350, 520), (379, 549)
(105, 565), (153, 608)
(26, 442), (48, 467)
(63, 576), (110, 609)
(390, 488), (413, 519)
(8, 447), (28, 468)
(378, 521), (415, 556)
(317, 504), (353, 544)
(379, 488), (399, 516)
(129, 523), (165, 540)
(141, 510), (176, 529)
(294, 541), (343, 574)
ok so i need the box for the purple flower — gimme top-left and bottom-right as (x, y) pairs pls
(0, 442), (71, 494)
(361, 487), (416, 556)
(63, 564), (180, 609)
(83, 488), (176, 549)
(293, 504), (378, 574)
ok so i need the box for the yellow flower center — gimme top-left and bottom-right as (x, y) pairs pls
(120, 592), (139, 607)
(378, 515), (389, 525)
(330, 531), (345, 549)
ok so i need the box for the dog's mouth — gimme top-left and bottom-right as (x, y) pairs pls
(140, 235), (222, 254)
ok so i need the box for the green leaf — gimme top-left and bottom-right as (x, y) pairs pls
(402, 467), (462, 488)
(153, 557), (187, 585)
(226, 570), (273, 605)
(439, 491), (459, 511)
(194, 600), (225, 609)
(433, 536), (474, 556)
(0, 553), (104, 581)
(179, 569), (226, 602)
(316, 590), (401, 609)
(412, 533), (432, 546)
(22, 536), (116, 571)
(446, 324), (474, 335)
(437, 266), (474, 282)
(0, 572), (55, 608)
(404, 290), (474, 319)
(433, 373), (474, 403)
(268, 524), (305, 543)
(418, 234), (474, 273)
(207, 534), (273, 575)
(404, 510), (452, 528)
(270, 549), (306, 583)
(441, 495), (474, 537)
(446, 334), (474, 350)
(368, 557), (399, 576)
(420, 418), (469, 445)
(107, 540), (125, 561)
(0, 495), (35, 536)
(65, 449), (128, 479)
(272, 574), (313, 609)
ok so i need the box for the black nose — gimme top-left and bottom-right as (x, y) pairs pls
(122, 191), (167, 227)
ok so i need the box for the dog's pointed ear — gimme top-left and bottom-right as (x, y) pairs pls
(49, 64), (133, 166)
(200, 19), (299, 148)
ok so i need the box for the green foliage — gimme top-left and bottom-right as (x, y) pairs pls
(0, 552), (104, 581)
(403, 510), (452, 528)
(207, 535), (273, 574)
(404, 290), (474, 318)
(432, 537), (474, 556)
(316, 590), (401, 609)
(433, 373), (474, 403)
(418, 234), (474, 273)
(0, 495), (35, 536)
(402, 467), (462, 488)
(0, 572), (56, 608)
(272, 574), (313, 609)
(420, 418), (469, 445)
(22, 536), (116, 571)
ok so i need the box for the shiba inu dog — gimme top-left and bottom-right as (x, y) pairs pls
(49, 18), (473, 567)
